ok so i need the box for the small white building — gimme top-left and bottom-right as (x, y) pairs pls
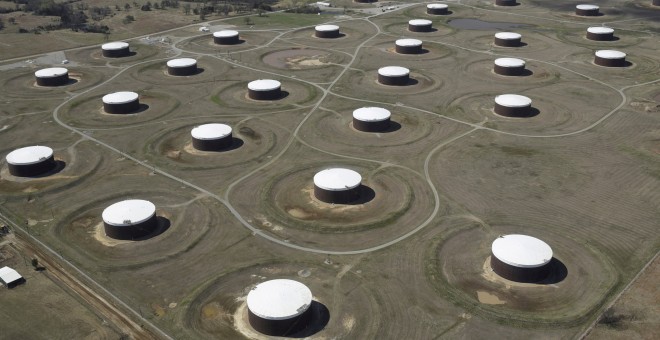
(0, 266), (24, 288)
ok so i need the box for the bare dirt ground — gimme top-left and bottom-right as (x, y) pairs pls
(0, 0), (659, 339)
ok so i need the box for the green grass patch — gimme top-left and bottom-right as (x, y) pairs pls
(225, 12), (329, 29)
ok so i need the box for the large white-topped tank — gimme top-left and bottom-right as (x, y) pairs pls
(35, 67), (69, 86)
(191, 123), (233, 151)
(352, 107), (391, 132)
(395, 38), (423, 54)
(5, 146), (57, 177)
(102, 91), (140, 114)
(427, 3), (449, 15)
(213, 30), (240, 45)
(102, 199), (158, 240)
(494, 94), (533, 117)
(586, 27), (614, 41)
(167, 58), (198, 76)
(594, 50), (627, 67)
(494, 32), (522, 47)
(247, 79), (282, 100)
(494, 58), (526, 76)
(408, 19), (433, 32)
(377, 66), (410, 86)
(313, 168), (362, 204)
(576, 4), (600, 16)
(490, 234), (554, 282)
(315, 24), (340, 38)
(247, 279), (314, 336)
(102, 41), (130, 58)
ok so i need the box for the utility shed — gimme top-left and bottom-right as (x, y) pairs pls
(0, 266), (25, 288)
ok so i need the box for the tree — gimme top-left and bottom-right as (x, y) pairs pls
(183, 3), (191, 15)
(124, 3), (131, 11)
(0, 18), (4, 31)
(31, 258), (39, 269)
(123, 15), (135, 24)
(8, 17), (15, 25)
(243, 16), (252, 25)
(154, 2), (160, 9)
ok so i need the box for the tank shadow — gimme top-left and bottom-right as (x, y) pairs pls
(132, 216), (170, 241)
(343, 185), (376, 205)
(25, 160), (66, 178)
(537, 258), (568, 284)
(287, 301), (330, 338)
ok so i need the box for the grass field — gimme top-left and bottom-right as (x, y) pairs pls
(0, 0), (659, 339)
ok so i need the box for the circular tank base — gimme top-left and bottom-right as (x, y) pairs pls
(35, 74), (69, 87)
(353, 118), (391, 132)
(490, 254), (552, 283)
(8, 157), (57, 177)
(214, 36), (240, 45)
(103, 214), (158, 240)
(576, 9), (599, 16)
(494, 103), (532, 117)
(314, 185), (361, 204)
(248, 307), (313, 337)
(494, 38), (521, 47)
(104, 100), (141, 114)
(102, 48), (131, 58)
(248, 88), (282, 100)
(378, 74), (410, 86)
(168, 65), (198, 76)
(395, 45), (422, 54)
(594, 56), (626, 67)
(192, 135), (233, 151)
(494, 65), (525, 76)
(586, 32), (613, 41)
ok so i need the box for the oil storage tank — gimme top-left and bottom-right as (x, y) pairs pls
(491, 234), (553, 283)
(102, 199), (158, 240)
(314, 168), (362, 204)
(5, 146), (56, 177)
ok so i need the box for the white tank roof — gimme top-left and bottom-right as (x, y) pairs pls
(34, 67), (68, 78)
(587, 27), (614, 34)
(595, 50), (626, 59)
(494, 58), (525, 68)
(246, 279), (312, 320)
(167, 58), (197, 68)
(102, 199), (156, 227)
(576, 4), (599, 10)
(409, 19), (433, 26)
(492, 234), (553, 268)
(314, 168), (362, 191)
(353, 107), (391, 122)
(103, 91), (139, 104)
(495, 32), (522, 40)
(395, 38), (423, 47)
(315, 24), (339, 31)
(248, 79), (281, 91)
(102, 42), (129, 50)
(213, 30), (239, 38)
(495, 94), (532, 107)
(6, 146), (53, 166)
(378, 66), (410, 77)
(427, 4), (448, 9)
(191, 123), (232, 140)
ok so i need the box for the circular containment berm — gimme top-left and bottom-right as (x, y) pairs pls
(378, 66), (410, 86)
(491, 234), (553, 283)
(494, 94), (532, 117)
(408, 19), (433, 32)
(395, 38), (423, 54)
(247, 279), (314, 337)
(594, 50), (627, 67)
(34, 67), (69, 86)
(102, 199), (158, 240)
(315, 24), (340, 38)
(494, 32), (522, 47)
(353, 107), (391, 132)
(102, 42), (130, 58)
(494, 58), (526, 76)
(426, 3), (449, 15)
(313, 168), (362, 204)
(191, 123), (233, 151)
(576, 4), (600, 16)
(495, 0), (517, 6)
(102, 91), (140, 114)
(247, 79), (282, 100)
(5, 146), (56, 177)
(213, 30), (240, 45)
(586, 27), (614, 41)
(167, 58), (198, 76)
